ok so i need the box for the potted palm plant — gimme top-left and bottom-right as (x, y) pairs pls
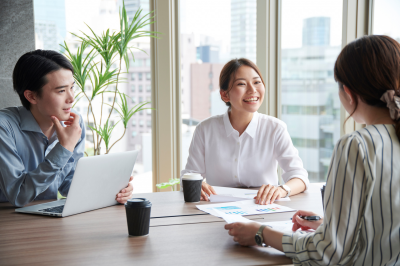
(61, 2), (159, 156)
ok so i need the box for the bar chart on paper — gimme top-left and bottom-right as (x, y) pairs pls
(256, 207), (282, 213)
(196, 200), (295, 217)
(213, 206), (248, 215)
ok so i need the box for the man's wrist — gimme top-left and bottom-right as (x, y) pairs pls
(60, 142), (74, 152)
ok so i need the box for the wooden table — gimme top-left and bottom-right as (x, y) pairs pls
(0, 184), (324, 266)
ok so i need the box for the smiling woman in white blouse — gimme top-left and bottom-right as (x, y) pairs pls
(180, 58), (309, 204)
(225, 35), (400, 265)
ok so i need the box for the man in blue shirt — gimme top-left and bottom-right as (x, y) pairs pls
(0, 50), (133, 207)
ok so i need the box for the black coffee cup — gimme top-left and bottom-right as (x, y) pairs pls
(321, 184), (326, 210)
(125, 198), (152, 236)
(181, 173), (203, 203)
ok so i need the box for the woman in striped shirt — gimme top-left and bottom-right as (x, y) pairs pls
(225, 35), (400, 265)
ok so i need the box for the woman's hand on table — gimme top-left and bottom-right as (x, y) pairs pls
(291, 210), (323, 231)
(254, 184), (286, 205)
(116, 176), (134, 204)
(225, 222), (260, 246)
(200, 182), (217, 201)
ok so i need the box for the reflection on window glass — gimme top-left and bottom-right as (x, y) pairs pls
(281, 0), (342, 182)
(373, 0), (400, 41)
(180, 0), (256, 169)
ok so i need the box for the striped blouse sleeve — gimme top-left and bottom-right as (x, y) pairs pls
(282, 134), (373, 265)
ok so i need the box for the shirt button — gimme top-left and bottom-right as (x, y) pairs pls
(42, 136), (46, 139)
(235, 175), (237, 178)
(235, 158), (237, 162)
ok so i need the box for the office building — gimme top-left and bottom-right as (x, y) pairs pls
(33, 0), (66, 52)
(196, 45), (220, 63)
(190, 63), (224, 121)
(281, 17), (340, 182)
(126, 49), (152, 164)
(122, 0), (150, 26)
(181, 34), (197, 119)
(230, 0), (257, 63)
(302, 17), (330, 47)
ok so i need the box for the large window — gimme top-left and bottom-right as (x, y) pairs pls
(179, 0), (257, 170)
(33, 0), (390, 187)
(34, 0), (153, 193)
(280, 0), (342, 182)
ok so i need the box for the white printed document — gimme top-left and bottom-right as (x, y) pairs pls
(209, 186), (290, 203)
(216, 213), (305, 234)
(196, 200), (295, 217)
(212, 209), (253, 224)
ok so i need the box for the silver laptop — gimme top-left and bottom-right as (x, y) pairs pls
(15, 150), (138, 217)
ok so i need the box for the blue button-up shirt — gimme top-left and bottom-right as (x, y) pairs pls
(0, 106), (85, 207)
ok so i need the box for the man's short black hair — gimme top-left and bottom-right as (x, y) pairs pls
(12, 50), (74, 110)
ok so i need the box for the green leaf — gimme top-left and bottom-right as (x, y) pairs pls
(88, 63), (120, 100)
(73, 25), (118, 67)
(156, 178), (180, 189)
(114, 4), (160, 70)
(61, 41), (96, 92)
(114, 91), (152, 128)
(88, 119), (119, 151)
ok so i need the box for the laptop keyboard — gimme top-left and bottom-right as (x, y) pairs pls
(38, 205), (64, 213)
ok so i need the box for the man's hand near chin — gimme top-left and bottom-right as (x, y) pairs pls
(116, 176), (134, 204)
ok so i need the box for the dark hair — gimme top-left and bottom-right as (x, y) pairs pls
(12, 50), (74, 110)
(219, 58), (265, 107)
(334, 35), (400, 139)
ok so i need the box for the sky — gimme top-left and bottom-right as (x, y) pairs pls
(281, 0), (343, 48)
(373, 0), (400, 39)
(180, 0), (231, 54)
(64, 0), (120, 39)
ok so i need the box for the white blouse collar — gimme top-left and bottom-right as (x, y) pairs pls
(222, 110), (259, 138)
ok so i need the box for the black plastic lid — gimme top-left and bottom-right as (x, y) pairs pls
(126, 198), (151, 208)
